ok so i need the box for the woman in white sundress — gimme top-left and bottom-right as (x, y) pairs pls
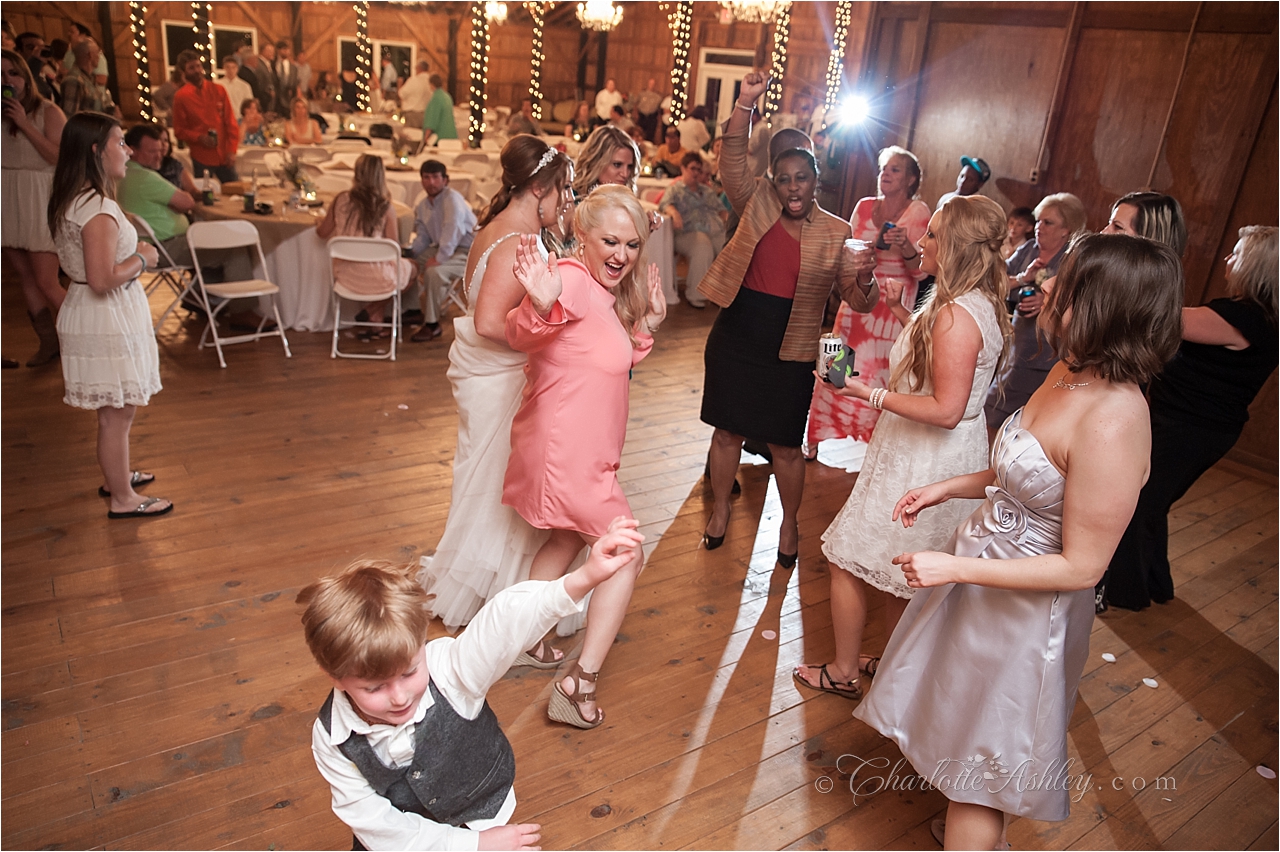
(794, 195), (1011, 700)
(418, 136), (575, 649)
(48, 111), (172, 519)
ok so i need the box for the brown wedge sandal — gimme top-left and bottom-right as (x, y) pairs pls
(548, 661), (603, 729)
(513, 639), (563, 670)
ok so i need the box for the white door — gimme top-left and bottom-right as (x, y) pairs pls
(694, 48), (756, 125)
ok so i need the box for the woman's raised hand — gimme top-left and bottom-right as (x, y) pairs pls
(891, 482), (952, 528)
(738, 71), (768, 106)
(512, 234), (561, 317)
(644, 263), (666, 328)
(892, 550), (957, 588)
(878, 276), (905, 308)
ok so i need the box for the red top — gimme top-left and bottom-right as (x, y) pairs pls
(742, 219), (802, 299)
(172, 81), (239, 169)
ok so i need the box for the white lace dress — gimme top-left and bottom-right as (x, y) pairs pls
(419, 233), (556, 630)
(821, 290), (1004, 598)
(54, 193), (162, 410)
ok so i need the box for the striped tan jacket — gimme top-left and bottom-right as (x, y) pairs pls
(696, 117), (877, 362)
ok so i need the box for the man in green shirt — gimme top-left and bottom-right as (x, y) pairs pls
(422, 74), (457, 142)
(118, 124), (196, 265)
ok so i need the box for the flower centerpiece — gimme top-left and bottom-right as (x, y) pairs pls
(280, 151), (317, 199)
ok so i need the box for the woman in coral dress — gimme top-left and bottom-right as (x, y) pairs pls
(503, 186), (667, 729)
(805, 146), (930, 454)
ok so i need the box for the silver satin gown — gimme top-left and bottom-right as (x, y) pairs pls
(853, 410), (1094, 821)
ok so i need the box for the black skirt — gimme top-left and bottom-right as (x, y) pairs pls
(701, 287), (815, 447)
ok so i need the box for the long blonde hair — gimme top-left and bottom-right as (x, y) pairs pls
(890, 195), (1012, 393)
(345, 154), (391, 237)
(575, 185), (649, 347)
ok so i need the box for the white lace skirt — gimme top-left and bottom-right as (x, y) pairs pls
(1, 168), (56, 253)
(56, 281), (162, 410)
(821, 409), (988, 598)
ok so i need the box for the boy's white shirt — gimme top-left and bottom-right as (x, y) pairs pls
(312, 577), (584, 851)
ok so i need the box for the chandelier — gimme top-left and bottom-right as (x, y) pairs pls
(720, 0), (790, 24)
(576, 0), (623, 31)
(485, 1), (508, 23)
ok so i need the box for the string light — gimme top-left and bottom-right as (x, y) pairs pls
(525, 2), (547, 120)
(822, 0), (852, 127)
(663, 1), (693, 122)
(354, 1), (372, 112)
(189, 2), (213, 74)
(129, 2), (153, 122)
(467, 1), (490, 147)
(763, 2), (792, 121)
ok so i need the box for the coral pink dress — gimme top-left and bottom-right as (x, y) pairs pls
(502, 258), (653, 537)
(806, 197), (930, 445)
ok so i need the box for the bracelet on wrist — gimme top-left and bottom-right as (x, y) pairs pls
(735, 101), (756, 112)
(131, 252), (148, 275)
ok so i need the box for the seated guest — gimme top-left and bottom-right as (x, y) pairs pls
(215, 55), (252, 124)
(309, 70), (339, 113)
(316, 154), (416, 334)
(652, 125), (688, 177)
(1001, 205), (1034, 260)
(935, 154), (990, 209)
(627, 124), (655, 164)
(423, 74), (457, 142)
(506, 98), (543, 137)
(407, 160), (476, 342)
(117, 124), (195, 266)
(239, 98), (266, 146)
(676, 104), (711, 153)
(284, 97), (323, 146)
(659, 152), (726, 309)
(338, 66), (358, 113)
(156, 129), (198, 195)
(564, 100), (591, 143)
(607, 104), (634, 133)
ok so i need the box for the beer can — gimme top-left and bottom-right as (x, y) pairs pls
(818, 333), (843, 377)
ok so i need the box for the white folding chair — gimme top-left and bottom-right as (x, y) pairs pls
(436, 138), (464, 151)
(451, 152), (492, 177)
(312, 174), (352, 194)
(292, 145), (333, 164)
(479, 138), (502, 152)
(125, 212), (195, 331)
(385, 182), (406, 204)
(327, 237), (405, 361)
(185, 220), (291, 368)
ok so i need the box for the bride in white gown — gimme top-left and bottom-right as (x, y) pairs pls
(419, 137), (578, 640)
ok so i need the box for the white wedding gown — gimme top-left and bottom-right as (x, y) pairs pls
(419, 233), (587, 633)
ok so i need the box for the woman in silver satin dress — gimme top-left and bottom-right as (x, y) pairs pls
(854, 234), (1185, 849)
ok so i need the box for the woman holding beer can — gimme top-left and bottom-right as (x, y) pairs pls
(697, 71), (878, 569)
(795, 195), (1011, 700)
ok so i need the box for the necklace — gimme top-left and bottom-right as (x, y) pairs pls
(1053, 375), (1092, 390)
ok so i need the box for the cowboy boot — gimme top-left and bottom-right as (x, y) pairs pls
(26, 309), (60, 367)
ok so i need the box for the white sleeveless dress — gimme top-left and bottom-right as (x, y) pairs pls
(821, 290), (1005, 598)
(420, 233), (593, 636)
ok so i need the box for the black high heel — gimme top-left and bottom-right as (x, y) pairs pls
(704, 508), (730, 550)
(777, 550), (798, 569)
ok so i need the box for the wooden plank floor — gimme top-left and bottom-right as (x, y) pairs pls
(3, 276), (1276, 850)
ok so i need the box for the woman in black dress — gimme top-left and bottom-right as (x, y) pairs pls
(1102, 224), (1277, 611)
(697, 71), (877, 568)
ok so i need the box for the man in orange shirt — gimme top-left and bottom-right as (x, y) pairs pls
(172, 49), (240, 182)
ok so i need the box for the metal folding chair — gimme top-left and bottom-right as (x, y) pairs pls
(327, 236), (406, 361)
(125, 212), (195, 331)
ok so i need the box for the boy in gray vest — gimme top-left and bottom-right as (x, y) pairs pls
(299, 517), (644, 850)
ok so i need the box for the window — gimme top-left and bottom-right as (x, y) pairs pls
(337, 37), (415, 94)
(161, 20), (255, 76)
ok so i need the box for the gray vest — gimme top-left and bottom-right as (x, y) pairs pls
(318, 680), (515, 828)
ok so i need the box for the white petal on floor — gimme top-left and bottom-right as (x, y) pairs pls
(398, 404), (409, 410)
(1101, 652), (1116, 663)
(761, 630), (777, 640)
(1257, 765), (1277, 780)
(1142, 678), (1158, 688)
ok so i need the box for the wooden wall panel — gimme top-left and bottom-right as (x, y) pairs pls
(1038, 26), (1184, 225)
(909, 21), (1064, 210)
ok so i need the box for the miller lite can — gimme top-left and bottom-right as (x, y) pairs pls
(818, 333), (842, 377)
